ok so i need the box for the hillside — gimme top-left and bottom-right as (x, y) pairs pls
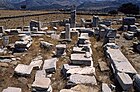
(0, 0), (139, 11)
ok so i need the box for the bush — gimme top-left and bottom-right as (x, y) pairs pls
(118, 3), (139, 15)
(108, 10), (118, 15)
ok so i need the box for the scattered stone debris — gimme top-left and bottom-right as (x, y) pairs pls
(60, 89), (78, 92)
(10, 61), (20, 66)
(18, 77), (28, 84)
(33, 55), (43, 61)
(1, 11), (140, 92)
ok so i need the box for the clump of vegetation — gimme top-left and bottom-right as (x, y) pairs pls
(108, 10), (118, 15)
(118, 3), (139, 15)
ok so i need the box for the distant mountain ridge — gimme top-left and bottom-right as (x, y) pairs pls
(0, 0), (140, 11)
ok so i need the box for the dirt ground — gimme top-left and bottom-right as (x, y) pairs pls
(0, 10), (48, 17)
(0, 10), (139, 92)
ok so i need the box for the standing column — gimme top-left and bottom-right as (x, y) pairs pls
(65, 23), (71, 41)
(70, 9), (76, 28)
(93, 16), (99, 27)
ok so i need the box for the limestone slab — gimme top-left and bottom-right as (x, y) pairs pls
(67, 67), (96, 75)
(102, 83), (111, 92)
(2, 87), (21, 92)
(134, 74), (140, 92)
(32, 77), (51, 91)
(99, 62), (109, 72)
(61, 64), (80, 78)
(70, 54), (93, 66)
(30, 60), (43, 69)
(68, 74), (97, 85)
(14, 64), (33, 76)
(35, 70), (46, 78)
(43, 58), (58, 73)
(116, 72), (133, 91)
(106, 46), (137, 75)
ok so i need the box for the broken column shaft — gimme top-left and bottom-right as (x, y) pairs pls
(70, 10), (76, 28)
(65, 23), (71, 40)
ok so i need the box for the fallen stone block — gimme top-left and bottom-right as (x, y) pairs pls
(33, 56), (43, 61)
(77, 36), (91, 47)
(116, 72), (133, 91)
(18, 77), (28, 84)
(46, 31), (56, 35)
(123, 31), (134, 40)
(60, 89), (78, 92)
(72, 45), (92, 55)
(40, 41), (53, 50)
(123, 17), (136, 25)
(30, 60), (43, 69)
(11, 61), (20, 66)
(2, 87), (22, 92)
(99, 62), (109, 72)
(60, 84), (98, 92)
(105, 44), (137, 76)
(35, 70), (46, 78)
(61, 64), (80, 78)
(14, 64), (33, 76)
(133, 41), (140, 53)
(43, 58), (58, 73)
(80, 33), (89, 38)
(32, 77), (52, 92)
(51, 34), (60, 40)
(68, 74), (97, 86)
(133, 74), (140, 92)
(41, 27), (48, 31)
(71, 84), (98, 92)
(0, 62), (9, 67)
(79, 29), (94, 37)
(67, 67), (96, 76)
(30, 20), (42, 31)
(56, 44), (66, 57)
(102, 83), (112, 92)
(5, 29), (21, 35)
(0, 55), (14, 62)
(14, 41), (30, 52)
(70, 54), (93, 66)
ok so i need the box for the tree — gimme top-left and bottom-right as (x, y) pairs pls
(108, 10), (118, 15)
(118, 3), (139, 15)
(21, 5), (26, 10)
